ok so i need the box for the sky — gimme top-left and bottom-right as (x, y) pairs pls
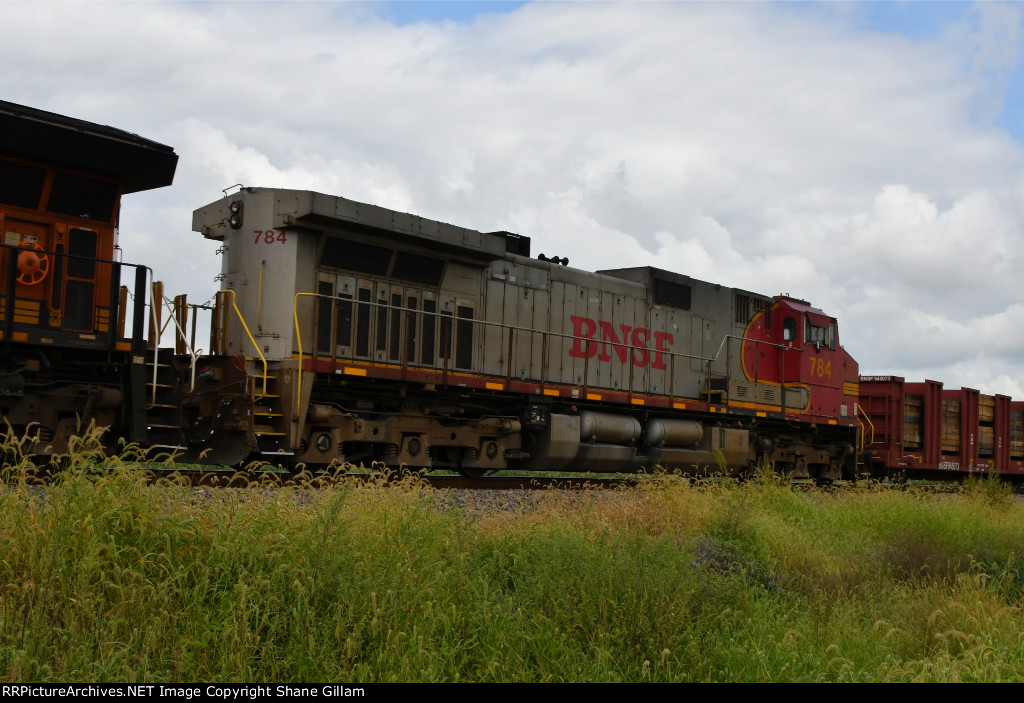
(3, 0), (1024, 397)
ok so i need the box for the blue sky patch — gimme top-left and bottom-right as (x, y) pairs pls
(372, 1), (527, 26)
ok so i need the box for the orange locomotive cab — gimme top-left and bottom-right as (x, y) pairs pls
(1, 158), (122, 343)
(0, 102), (175, 350)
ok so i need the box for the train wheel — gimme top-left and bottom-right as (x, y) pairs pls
(841, 452), (859, 482)
(432, 446), (488, 478)
(810, 463), (834, 487)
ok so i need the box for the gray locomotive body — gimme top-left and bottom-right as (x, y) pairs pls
(193, 187), (860, 477)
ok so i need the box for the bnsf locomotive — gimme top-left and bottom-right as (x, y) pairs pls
(189, 187), (860, 477)
(1, 101), (1018, 481)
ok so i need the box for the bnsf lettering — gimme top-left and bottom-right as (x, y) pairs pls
(568, 315), (673, 369)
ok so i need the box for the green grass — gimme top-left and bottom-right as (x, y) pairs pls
(2, 435), (1024, 681)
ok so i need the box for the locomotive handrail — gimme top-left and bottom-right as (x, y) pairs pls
(296, 292), (722, 363)
(1, 242), (150, 347)
(293, 291), (315, 414)
(708, 334), (806, 410)
(156, 291), (204, 395)
(293, 291), (727, 415)
(292, 292), (804, 413)
(148, 278), (162, 407)
(710, 333), (805, 359)
(291, 291), (854, 430)
(292, 292), (831, 410)
(218, 289), (269, 400)
(858, 410), (876, 454)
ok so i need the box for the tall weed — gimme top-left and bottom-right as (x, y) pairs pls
(1, 437), (1023, 681)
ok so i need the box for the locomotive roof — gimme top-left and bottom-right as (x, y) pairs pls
(0, 100), (178, 193)
(197, 188), (514, 261)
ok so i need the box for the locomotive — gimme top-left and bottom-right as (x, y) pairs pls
(0, 100), (176, 456)
(2, 99), (1015, 482)
(187, 187), (861, 478)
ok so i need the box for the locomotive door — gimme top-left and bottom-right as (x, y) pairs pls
(372, 282), (426, 366)
(3, 221), (51, 331)
(690, 315), (704, 373)
(630, 298), (649, 394)
(801, 313), (839, 416)
(61, 226), (102, 333)
(662, 309), (691, 399)
(315, 274), (354, 359)
(419, 290), (438, 368)
(402, 288), (420, 366)
(373, 282), (389, 362)
(439, 293), (475, 371)
(775, 308), (807, 414)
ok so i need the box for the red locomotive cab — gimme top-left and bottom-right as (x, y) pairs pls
(742, 296), (859, 420)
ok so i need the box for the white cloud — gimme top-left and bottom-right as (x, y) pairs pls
(4, 0), (1024, 396)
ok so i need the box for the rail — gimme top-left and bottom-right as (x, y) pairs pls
(292, 292), (810, 418)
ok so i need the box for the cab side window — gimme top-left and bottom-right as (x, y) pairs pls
(782, 316), (796, 342)
(804, 318), (836, 349)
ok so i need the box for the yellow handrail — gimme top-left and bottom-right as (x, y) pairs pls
(293, 292), (316, 415)
(858, 408), (875, 455)
(219, 289), (269, 400)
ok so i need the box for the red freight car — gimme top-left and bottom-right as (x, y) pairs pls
(858, 376), (1024, 479)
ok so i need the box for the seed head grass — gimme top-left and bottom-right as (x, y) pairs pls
(2, 434), (1024, 681)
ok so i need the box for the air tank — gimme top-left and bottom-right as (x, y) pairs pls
(578, 411), (642, 445)
(643, 419), (704, 447)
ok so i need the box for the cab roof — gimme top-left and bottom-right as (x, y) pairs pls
(0, 100), (177, 193)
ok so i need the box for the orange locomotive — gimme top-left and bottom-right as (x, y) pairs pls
(0, 100), (176, 453)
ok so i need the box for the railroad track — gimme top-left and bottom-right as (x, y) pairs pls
(5, 462), (1022, 494)
(139, 470), (645, 490)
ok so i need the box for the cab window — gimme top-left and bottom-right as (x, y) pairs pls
(804, 318), (835, 349)
(782, 316), (796, 342)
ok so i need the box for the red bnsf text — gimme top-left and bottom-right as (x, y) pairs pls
(568, 315), (674, 369)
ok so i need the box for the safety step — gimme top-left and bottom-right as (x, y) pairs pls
(150, 403), (177, 409)
(148, 423), (182, 430)
(254, 411), (284, 417)
(700, 390), (727, 403)
(254, 425), (287, 436)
